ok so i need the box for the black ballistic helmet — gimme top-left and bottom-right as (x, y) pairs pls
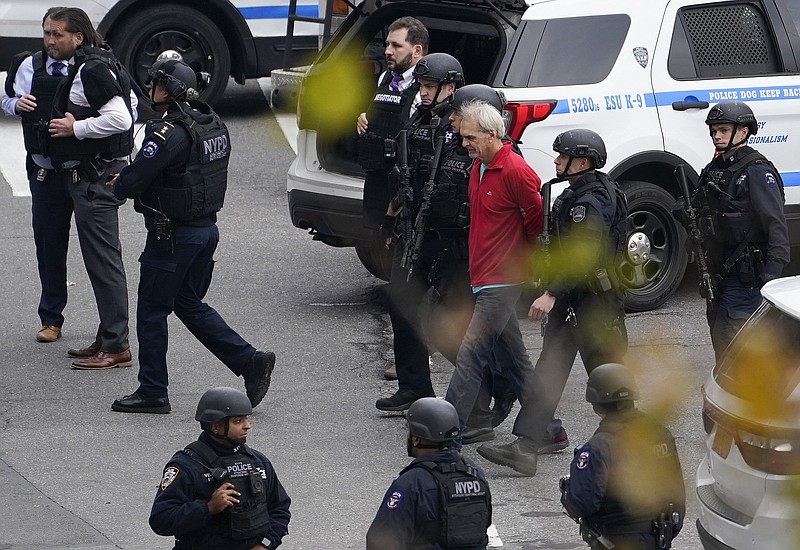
(412, 53), (464, 87)
(196, 387), (253, 423)
(407, 397), (460, 442)
(705, 100), (758, 135)
(452, 83), (506, 112)
(553, 129), (607, 169)
(148, 58), (198, 101)
(586, 363), (639, 404)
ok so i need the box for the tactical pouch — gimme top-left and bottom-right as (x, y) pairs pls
(152, 213), (174, 253)
(31, 119), (51, 156)
(736, 250), (757, 286)
(357, 134), (392, 171)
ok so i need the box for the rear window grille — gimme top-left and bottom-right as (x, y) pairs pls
(680, 4), (779, 77)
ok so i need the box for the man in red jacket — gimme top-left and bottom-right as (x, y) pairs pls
(444, 101), (543, 475)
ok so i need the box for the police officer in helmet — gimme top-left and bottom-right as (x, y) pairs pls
(109, 59), (276, 414)
(367, 397), (492, 549)
(678, 100), (789, 362)
(560, 364), (685, 550)
(451, 83), (505, 113)
(375, 52), (465, 412)
(150, 387), (291, 549)
(478, 129), (627, 475)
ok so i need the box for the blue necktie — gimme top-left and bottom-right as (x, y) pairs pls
(50, 61), (66, 76)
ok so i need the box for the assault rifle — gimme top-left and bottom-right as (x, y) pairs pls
(405, 122), (446, 281)
(560, 476), (615, 549)
(394, 129), (415, 265)
(536, 179), (555, 336)
(676, 164), (714, 301)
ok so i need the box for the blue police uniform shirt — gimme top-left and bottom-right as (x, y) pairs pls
(563, 409), (685, 531)
(366, 449), (490, 550)
(150, 431), (291, 550)
(714, 156), (789, 317)
(113, 113), (192, 200)
(548, 173), (621, 298)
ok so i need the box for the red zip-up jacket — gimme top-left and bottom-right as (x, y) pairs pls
(468, 142), (542, 287)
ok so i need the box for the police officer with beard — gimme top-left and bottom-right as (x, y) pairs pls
(367, 397), (491, 550)
(357, 16), (428, 230)
(150, 387), (291, 550)
(560, 364), (685, 550)
(3, 7), (136, 365)
(679, 101), (789, 362)
(375, 53), (465, 412)
(108, 59), (275, 413)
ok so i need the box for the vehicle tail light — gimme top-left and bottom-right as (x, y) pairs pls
(737, 430), (800, 475)
(503, 100), (558, 142)
(704, 402), (800, 475)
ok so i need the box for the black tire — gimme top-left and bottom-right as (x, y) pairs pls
(618, 180), (688, 312)
(108, 4), (231, 119)
(356, 240), (392, 281)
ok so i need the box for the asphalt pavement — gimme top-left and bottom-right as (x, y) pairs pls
(0, 77), (715, 549)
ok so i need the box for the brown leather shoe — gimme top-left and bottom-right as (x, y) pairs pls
(72, 349), (132, 370)
(383, 363), (397, 380)
(67, 341), (101, 358)
(36, 325), (62, 343)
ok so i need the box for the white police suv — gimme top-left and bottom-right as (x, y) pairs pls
(697, 275), (800, 549)
(0, 0), (333, 107)
(287, 0), (800, 311)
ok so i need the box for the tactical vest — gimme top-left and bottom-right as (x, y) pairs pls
(429, 138), (471, 231)
(551, 171), (629, 290)
(138, 100), (231, 222)
(47, 46), (134, 163)
(357, 73), (418, 171)
(4, 50), (64, 155)
(696, 148), (783, 276)
(590, 412), (683, 528)
(184, 440), (271, 541)
(401, 459), (490, 548)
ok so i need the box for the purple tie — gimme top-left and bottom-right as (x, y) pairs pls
(390, 74), (403, 91)
(50, 61), (66, 76)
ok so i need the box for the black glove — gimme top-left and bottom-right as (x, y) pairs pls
(671, 197), (690, 228)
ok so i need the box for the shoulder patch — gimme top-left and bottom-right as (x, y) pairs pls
(386, 490), (403, 509)
(571, 205), (586, 223)
(576, 451), (590, 470)
(765, 172), (777, 187)
(142, 140), (159, 158)
(160, 466), (180, 490)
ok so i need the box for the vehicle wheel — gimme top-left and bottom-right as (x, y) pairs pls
(617, 180), (688, 312)
(109, 4), (231, 119)
(356, 241), (392, 281)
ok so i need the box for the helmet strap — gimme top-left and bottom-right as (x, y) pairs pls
(558, 156), (593, 181)
(714, 124), (749, 154)
(424, 82), (455, 113)
(407, 434), (444, 457)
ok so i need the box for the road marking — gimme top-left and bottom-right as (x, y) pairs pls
(0, 75), (296, 196)
(488, 524), (504, 547)
(257, 77), (299, 154)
